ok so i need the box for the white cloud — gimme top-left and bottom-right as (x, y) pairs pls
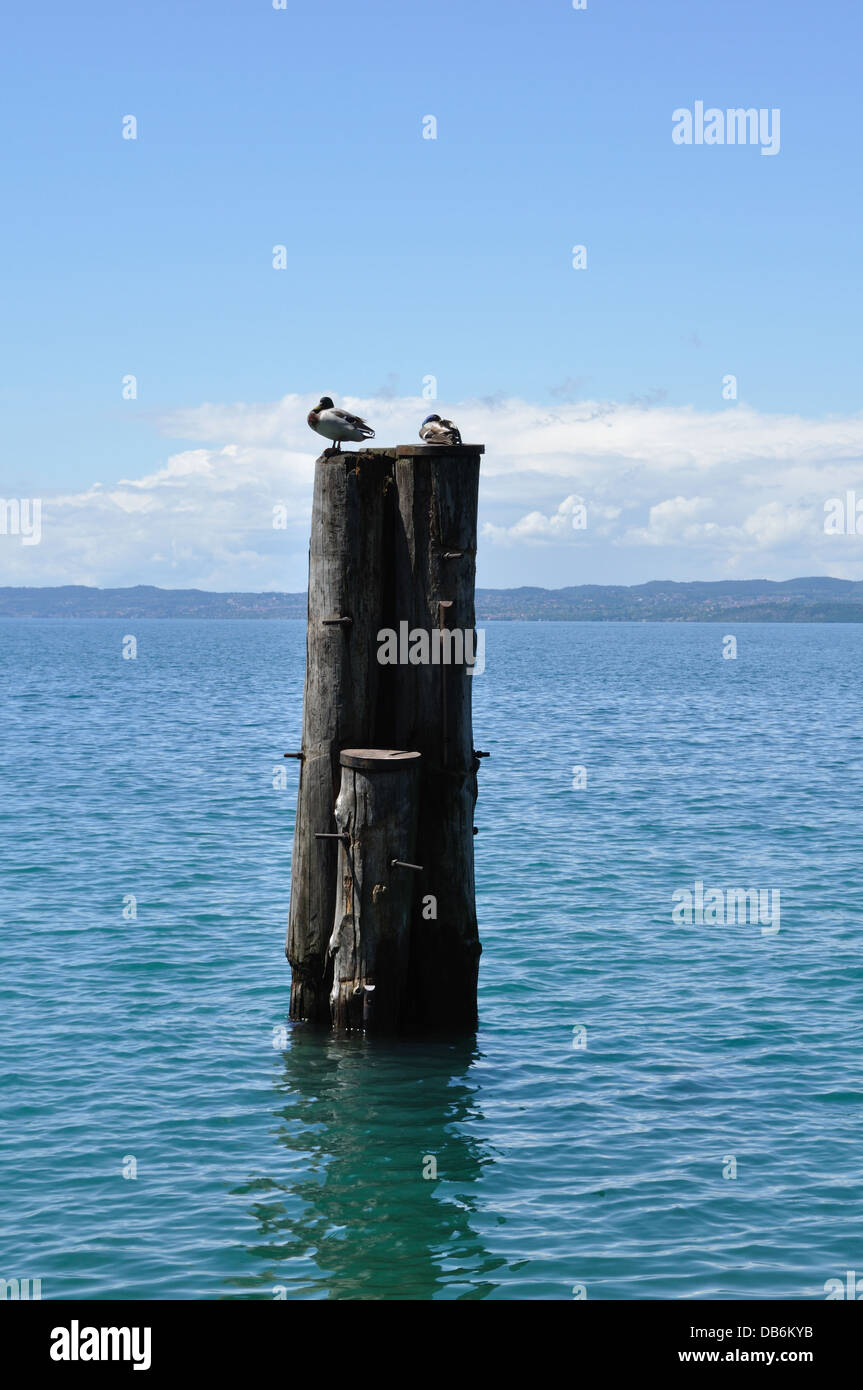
(3, 392), (863, 588)
(622, 496), (720, 547)
(483, 494), (623, 545)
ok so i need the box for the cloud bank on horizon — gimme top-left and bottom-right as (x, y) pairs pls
(3, 392), (863, 592)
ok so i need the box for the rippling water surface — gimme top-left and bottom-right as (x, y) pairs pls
(1, 619), (861, 1299)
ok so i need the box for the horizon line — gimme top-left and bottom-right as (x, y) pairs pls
(0, 575), (857, 595)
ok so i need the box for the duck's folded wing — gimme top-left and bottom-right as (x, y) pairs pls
(334, 408), (370, 430)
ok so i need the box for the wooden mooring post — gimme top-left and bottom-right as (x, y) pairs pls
(285, 442), (485, 1033)
(329, 749), (421, 1033)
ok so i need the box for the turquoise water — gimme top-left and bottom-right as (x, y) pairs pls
(1, 618), (861, 1300)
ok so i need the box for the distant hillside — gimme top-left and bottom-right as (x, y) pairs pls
(472, 577), (863, 622)
(2, 579), (863, 621)
(0, 585), (307, 619)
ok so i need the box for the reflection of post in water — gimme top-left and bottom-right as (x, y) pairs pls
(227, 1029), (503, 1300)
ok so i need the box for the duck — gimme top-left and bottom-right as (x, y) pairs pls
(419, 414), (462, 446)
(308, 396), (375, 452)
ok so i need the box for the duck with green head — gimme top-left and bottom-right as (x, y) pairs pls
(419, 414), (462, 446)
(308, 396), (375, 452)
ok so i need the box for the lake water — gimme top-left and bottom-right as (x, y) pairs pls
(1, 619), (861, 1300)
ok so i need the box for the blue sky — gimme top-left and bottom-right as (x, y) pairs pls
(2, 0), (862, 589)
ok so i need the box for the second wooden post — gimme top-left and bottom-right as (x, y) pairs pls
(328, 749), (422, 1033)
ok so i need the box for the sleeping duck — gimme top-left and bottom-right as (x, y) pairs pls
(419, 414), (462, 446)
(308, 396), (375, 452)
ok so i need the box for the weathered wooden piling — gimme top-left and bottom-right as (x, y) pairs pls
(286, 442), (484, 1032)
(285, 451), (390, 1021)
(390, 447), (483, 1030)
(329, 749), (422, 1033)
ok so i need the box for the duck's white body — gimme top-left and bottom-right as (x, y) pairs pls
(313, 409), (374, 443)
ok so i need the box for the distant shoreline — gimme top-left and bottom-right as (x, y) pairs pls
(2, 579), (863, 623)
